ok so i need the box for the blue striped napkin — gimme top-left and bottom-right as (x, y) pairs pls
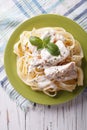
(0, 0), (87, 112)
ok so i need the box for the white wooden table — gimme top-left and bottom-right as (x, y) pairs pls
(0, 86), (87, 130)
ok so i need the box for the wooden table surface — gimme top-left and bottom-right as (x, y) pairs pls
(0, 86), (87, 130)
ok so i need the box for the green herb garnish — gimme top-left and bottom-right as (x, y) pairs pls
(43, 36), (50, 47)
(29, 36), (60, 56)
(47, 42), (60, 56)
(29, 36), (43, 49)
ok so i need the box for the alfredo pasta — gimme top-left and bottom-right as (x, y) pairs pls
(13, 27), (84, 97)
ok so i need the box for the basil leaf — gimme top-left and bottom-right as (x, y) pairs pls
(29, 36), (43, 49)
(43, 36), (50, 47)
(29, 36), (60, 56)
(46, 43), (60, 56)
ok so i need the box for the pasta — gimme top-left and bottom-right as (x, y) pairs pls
(13, 27), (84, 97)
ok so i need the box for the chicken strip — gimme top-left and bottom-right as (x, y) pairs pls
(44, 62), (77, 81)
(41, 40), (70, 66)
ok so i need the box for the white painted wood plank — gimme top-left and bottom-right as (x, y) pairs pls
(0, 87), (24, 130)
(61, 99), (77, 130)
(43, 105), (58, 130)
(17, 107), (26, 130)
(26, 104), (45, 130)
(83, 93), (87, 129)
(76, 93), (87, 130)
(0, 108), (8, 130)
(0, 87), (8, 130)
(6, 105), (20, 130)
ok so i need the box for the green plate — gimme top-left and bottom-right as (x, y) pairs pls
(4, 14), (87, 105)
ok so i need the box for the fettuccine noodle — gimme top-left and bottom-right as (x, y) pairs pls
(13, 27), (84, 97)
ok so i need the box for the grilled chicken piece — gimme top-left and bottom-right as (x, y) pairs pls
(41, 40), (70, 66)
(44, 62), (77, 81)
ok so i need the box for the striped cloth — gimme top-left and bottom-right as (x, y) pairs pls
(0, 0), (87, 112)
